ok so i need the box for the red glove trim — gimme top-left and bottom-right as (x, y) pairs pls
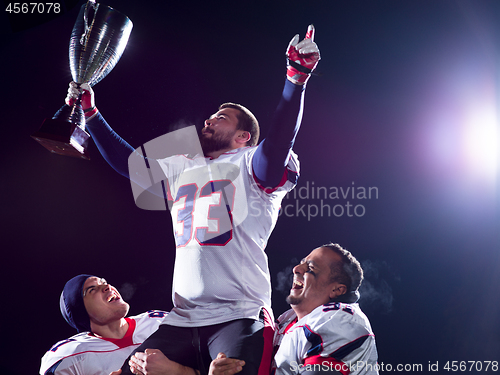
(84, 107), (98, 117)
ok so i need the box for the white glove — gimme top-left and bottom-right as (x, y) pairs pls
(65, 82), (98, 119)
(286, 25), (321, 85)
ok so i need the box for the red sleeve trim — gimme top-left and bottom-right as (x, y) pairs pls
(164, 179), (173, 201)
(284, 317), (298, 334)
(253, 168), (289, 194)
(303, 356), (350, 375)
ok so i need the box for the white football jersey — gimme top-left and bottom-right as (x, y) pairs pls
(158, 146), (299, 327)
(273, 304), (379, 375)
(40, 310), (169, 375)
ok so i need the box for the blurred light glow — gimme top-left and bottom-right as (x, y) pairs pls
(419, 54), (499, 189)
(414, 46), (499, 213)
(462, 100), (498, 179)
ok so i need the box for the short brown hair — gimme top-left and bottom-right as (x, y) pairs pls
(219, 102), (260, 147)
(322, 243), (364, 295)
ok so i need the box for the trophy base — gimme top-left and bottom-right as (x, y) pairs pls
(31, 118), (91, 160)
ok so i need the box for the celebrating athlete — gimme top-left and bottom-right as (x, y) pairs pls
(40, 275), (177, 375)
(210, 244), (379, 375)
(65, 25), (320, 375)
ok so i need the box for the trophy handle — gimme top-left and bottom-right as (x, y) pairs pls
(80, 0), (98, 46)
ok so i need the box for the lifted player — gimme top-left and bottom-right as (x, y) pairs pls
(66, 26), (320, 375)
(40, 275), (177, 375)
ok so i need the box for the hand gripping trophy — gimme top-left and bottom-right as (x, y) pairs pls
(32, 0), (132, 160)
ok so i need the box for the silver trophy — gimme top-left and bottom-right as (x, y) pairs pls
(32, 0), (133, 160)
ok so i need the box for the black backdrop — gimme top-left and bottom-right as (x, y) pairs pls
(1, 1), (499, 374)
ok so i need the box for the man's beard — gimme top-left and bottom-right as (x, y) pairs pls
(285, 294), (302, 306)
(200, 130), (235, 155)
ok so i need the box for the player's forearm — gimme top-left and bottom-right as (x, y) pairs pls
(268, 79), (305, 151)
(179, 364), (199, 375)
(253, 79), (305, 188)
(85, 112), (134, 178)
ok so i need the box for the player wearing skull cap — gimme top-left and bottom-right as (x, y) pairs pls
(66, 26), (320, 375)
(40, 275), (171, 375)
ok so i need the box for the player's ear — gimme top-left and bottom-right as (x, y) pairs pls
(235, 131), (251, 145)
(329, 283), (347, 300)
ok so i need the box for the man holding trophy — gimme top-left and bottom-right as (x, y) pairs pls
(47, 1), (321, 371)
(32, 0), (132, 160)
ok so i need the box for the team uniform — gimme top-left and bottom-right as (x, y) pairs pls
(40, 310), (168, 375)
(116, 145), (298, 374)
(273, 303), (379, 375)
(159, 147), (299, 326)
(84, 79), (305, 375)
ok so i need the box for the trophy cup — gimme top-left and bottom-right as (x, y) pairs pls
(32, 0), (133, 160)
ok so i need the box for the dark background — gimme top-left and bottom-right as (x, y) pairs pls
(1, 0), (499, 374)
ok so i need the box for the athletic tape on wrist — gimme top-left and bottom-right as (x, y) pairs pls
(287, 59), (313, 75)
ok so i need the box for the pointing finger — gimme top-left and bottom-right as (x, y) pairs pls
(305, 24), (315, 42)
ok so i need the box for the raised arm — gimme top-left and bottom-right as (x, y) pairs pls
(252, 25), (320, 189)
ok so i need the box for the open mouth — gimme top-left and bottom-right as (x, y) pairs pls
(292, 279), (304, 290)
(107, 293), (119, 303)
